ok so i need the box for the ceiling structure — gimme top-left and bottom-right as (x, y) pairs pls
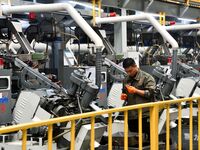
(8, 0), (200, 19)
(100, 0), (200, 19)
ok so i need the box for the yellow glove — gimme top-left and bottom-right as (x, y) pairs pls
(121, 93), (127, 101)
(125, 85), (137, 94)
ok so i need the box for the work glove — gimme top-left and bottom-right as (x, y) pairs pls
(126, 85), (137, 94)
(121, 93), (127, 101)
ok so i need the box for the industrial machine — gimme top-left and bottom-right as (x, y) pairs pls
(0, 54), (108, 149)
(0, 1), (200, 149)
(0, 2), (108, 149)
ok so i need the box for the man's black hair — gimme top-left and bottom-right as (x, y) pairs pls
(122, 58), (136, 68)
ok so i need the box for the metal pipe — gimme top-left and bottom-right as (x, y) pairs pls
(1, 3), (103, 88)
(145, 14), (178, 49)
(95, 14), (179, 50)
(165, 23), (200, 31)
(1, 3), (103, 48)
(146, 23), (200, 32)
(68, 43), (95, 52)
(96, 13), (179, 78)
(96, 14), (146, 24)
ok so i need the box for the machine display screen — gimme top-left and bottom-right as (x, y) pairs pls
(0, 78), (9, 89)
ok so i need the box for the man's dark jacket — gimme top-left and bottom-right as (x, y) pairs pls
(122, 69), (156, 119)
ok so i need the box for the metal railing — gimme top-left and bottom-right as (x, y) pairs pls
(0, 97), (200, 150)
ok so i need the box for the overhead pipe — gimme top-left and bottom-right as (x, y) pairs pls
(96, 15), (200, 78)
(1, 3), (104, 88)
(146, 23), (200, 32)
(165, 23), (200, 31)
(96, 14), (179, 50)
(96, 14), (179, 78)
(2, 3), (103, 48)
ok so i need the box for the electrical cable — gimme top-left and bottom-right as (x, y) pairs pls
(58, 31), (79, 41)
(53, 130), (70, 140)
(77, 93), (83, 114)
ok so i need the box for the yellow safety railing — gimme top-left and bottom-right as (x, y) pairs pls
(0, 97), (200, 150)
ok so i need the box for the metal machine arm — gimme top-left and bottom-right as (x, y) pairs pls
(14, 57), (67, 94)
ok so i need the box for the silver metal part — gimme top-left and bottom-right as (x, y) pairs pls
(13, 90), (51, 124)
(64, 122), (106, 150)
(14, 57), (67, 95)
(158, 108), (178, 134)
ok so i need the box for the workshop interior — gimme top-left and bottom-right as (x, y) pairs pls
(0, 0), (200, 150)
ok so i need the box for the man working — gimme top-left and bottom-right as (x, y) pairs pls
(121, 57), (156, 140)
